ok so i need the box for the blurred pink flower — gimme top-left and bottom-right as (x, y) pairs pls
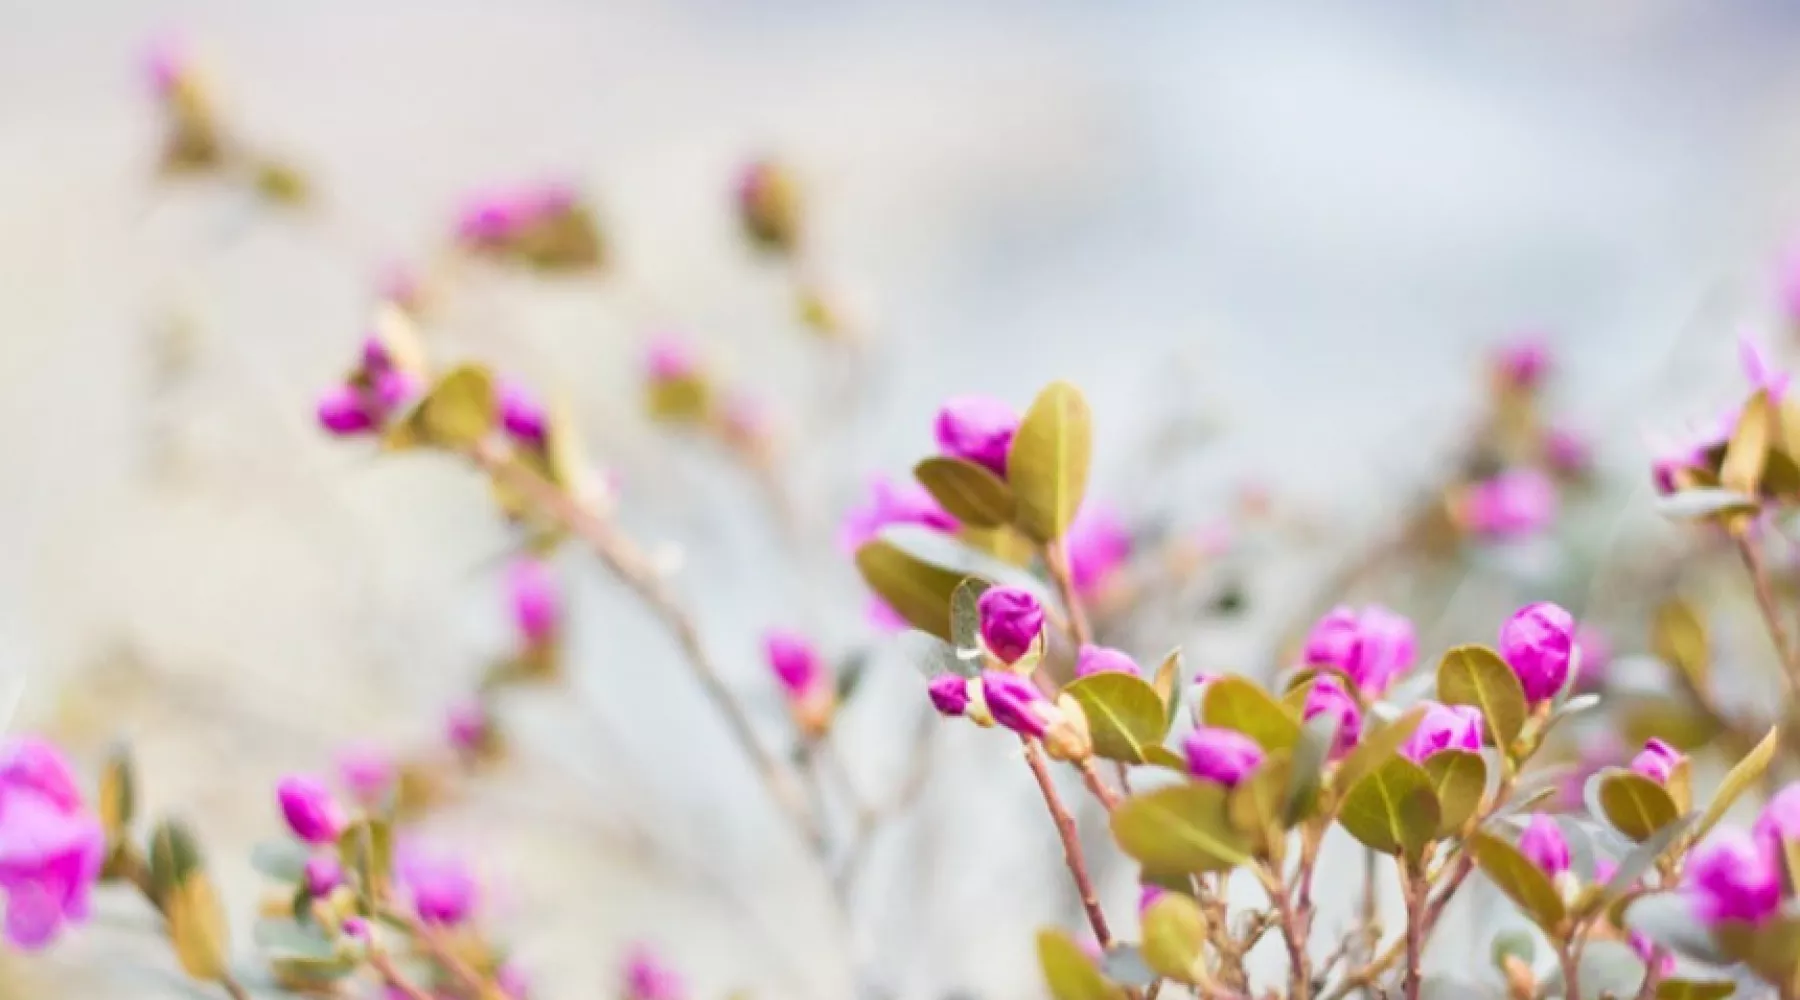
(336, 746), (395, 809)
(839, 476), (957, 554)
(622, 944), (685, 1000)
(1494, 336), (1550, 390)
(644, 334), (699, 384)
(1463, 469), (1557, 540)
(0, 739), (104, 950)
(398, 845), (477, 927)
(1066, 505), (1131, 597)
(509, 557), (560, 648)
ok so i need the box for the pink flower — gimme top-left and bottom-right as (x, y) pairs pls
(497, 961), (532, 999)
(499, 381), (547, 446)
(317, 384), (376, 436)
(398, 845), (477, 926)
(644, 334), (698, 385)
(1754, 783), (1800, 846)
(1138, 884), (1165, 915)
(934, 396), (1019, 479)
(839, 477), (957, 553)
(1495, 337), (1550, 390)
(763, 630), (825, 699)
(304, 854), (343, 897)
(1629, 739), (1684, 786)
(277, 775), (344, 845)
(981, 671), (1054, 739)
(509, 558), (559, 648)
(1302, 605), (1417, 697)
(446, 700), (491, 756)
(1685, 829), (1781, 926)
(1301, 676), (1361, 760)
(143, 35), (188, 98)
(977, 588), (1044, 664)
(1499, 602), (1575, 703)
(457, 190), (529, 246)
(1075, 644), (1140, 678)
(336, 747), (395, 809)
(0, 739), (104, 950)
(1066, 506), (1132, 597)
(1182, 727), (1264, 787)
(623, 944), (685, 1000)
(1463, 470), (1558, 540)
(1398, 703), (1483, 762)
(927, 675), (970, 717)
(1544, 427), (1591, 476)
(1518, 814), (1570, 878)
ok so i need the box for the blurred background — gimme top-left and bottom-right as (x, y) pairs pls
(7, 1), (1800, 997)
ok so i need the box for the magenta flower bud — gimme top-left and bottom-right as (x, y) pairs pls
(1495, 337), (1550, 390)
(499, 381), (548, 445)
(1301, 676), (1361, 759)
(623, 944), (686, 1000)
(0, 739), (87, 816)
(934, 396), (1019, 479)
(317, 384), (374, 436)
(144, 36), (187, 98)
(371, 369), (419, 415)
(0, 738), (104, 950)
(927, 675), (970, 717)
(1499, 601), (1575, 703)
(764, 630), (825, 698)
(981, 670), (1051, 738)
(977, 587), (1044, 664)
(1630, 739), (1685, 786)
(336, 746), (395, 809)
(645, 334), (698, 385)
(1518, 813), (1570, 879)
(1067, 505), (1132, 598)
(1183, 727), (1265, 787)
(1399, 702), (1483, 763)
(1574, 625), (1610, 691)
(1463, 469), (1558, 540)
(1685, 829), (1782, 926)
(1754, 783), (1800, 846)
(839, 476), (958, 553)
(1545, 427), (1592, 475)
(1303, 605), (1416, 696)
(398, 846), (477, 926)
(457, 191), (527, 246)
(446, 700), (490, 756)
(277, 775), (344, 846)
(509, 557), (559, 648)
(304, 854), (343, 897)
(1138, 884), (1165, 916)
(1076, 644), (1141, 678)
(1742, 334), (1792, 404)
(341, 915), (369, 940)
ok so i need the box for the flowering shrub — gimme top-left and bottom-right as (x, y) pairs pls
(31, 32), (1800, 1000)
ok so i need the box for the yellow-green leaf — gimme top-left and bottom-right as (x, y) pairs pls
(1336, 706), (1427, 792)
(1655, 979), (1736, 1000)
(1697, 727), (1780, 841)
(1110, 783), (1252, 875)
(167, 873), (231, 982)
(1437, 645), (1528, 751)
(1421, 751), (1486, 837)
(854, 540), (967, 642)
(1140, 745), (1187, 772)
(1152, 648), (1182, 730)
(1201, 676), (1301, 753)
(1036, 928), (1125, 1000)
(1140, 894), (1208, 985)
(98, 742), (135, 838)
(1337, 757), (1439, 860)
(148, 819), (202, 902)
(1469, 830), (1567, 934)
(914, 457), (1016, 529)
(1596, 770), (1681, 843)
(1063, 672), (1170, 763)
(337, 818), (394, 908)
(417, 364), (498, 448)
(1713, 914), (1800, 986)
(1651, 600), (1710, 694)
(1721, 389), (1772, 500)
(1228, 752), (1293, 854)
(1008, 381), (1093, 543)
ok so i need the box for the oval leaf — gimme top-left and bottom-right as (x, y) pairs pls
(949, 577), (991, 665)
(1721, 389), (1772, 500)
(1652, 600), (1710, 694)
(168, 873), (231, 982)
(1152, 648), (1183, 730)
(1595, 770), (1681, 843)
(1110, 783), (1252, 875)
(1697, 727), (1779, 841)
(98, 742), (135, 838)
(418, 364), (498, 448)
(855, 540), (967, 642)
(915, 457), (1016, 529)
(1422, 751), (1487, 837)
(1713, 914), (1800, 985)
(149, 819), (203, 902)
(1228, 752), (1293, 852)
(1601, 814), (1697, 910)
(1336, 706), (1427, 792)
(1063, 672), (1170, 763)
(1036, 929), (1125, 1000)
(1437, 645), (1528, 751)
(1338, 757), (1439, 859)
(1009, 381), (1093, 543)
(1141, 894), (1208, 985)
(1201, 676), (1301, 753)
(1469, 830), (1566, 933)
(1284, 712), (1337, 824)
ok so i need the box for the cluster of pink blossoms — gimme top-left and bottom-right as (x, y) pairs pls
(317, 335), (421, 437)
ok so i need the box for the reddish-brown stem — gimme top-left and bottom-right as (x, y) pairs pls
(369, 950), (435, 1000)
(1738, 535), (1800, 698)
(1077, 758), (1122, 811)
(1044, 541), (1094, 647)
(1401, 860), (1426, 1000)
(1255, 864), (1311, 1000)
(470, 438), (821, 848)
(1020, 737), (1113, 948)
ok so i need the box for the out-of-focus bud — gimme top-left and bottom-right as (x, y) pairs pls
(446, 699), (497, 762)
(1458, 469), (1558, 541)
(1493, 337), (1550, 392)
(1398, 702), (1483, 763)
(1573, 624), (1610, 692)
(317, 384), (375, 436)
(277, 776), (344, 845)
(1544, 426), (1592, 478)
(623, 944), (685, 1000)
(1498, 601), (1575, 704)
(1629, 738), (1685, 786)
(1067, 505), (1132, 600)
(1518, 813), (1570, 879)
(398, 846), (477, 927)
(304, 854), (343, 897)
(933, 396), (1019, 479)
(736, 159), (802, 255)
(1075, 644), (1141, 679)
(1182, 727), (1264, 787)
(509, 557), (560, 650)
(1685, 829), (1781, 926)
(1754, 782), (1800, 847)
(1302, 605), (1416, 697)
(643, 334), (712, 423)
(499, 380), (548, 447)
(1301, 676), (1361, 760)
(977, 587), (1044, 665)
(337, 746), (395, 810)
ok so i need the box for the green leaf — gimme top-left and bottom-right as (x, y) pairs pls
(1337, 757), (1439, 859)
(1151, 648), (1182, 731)
(1421, 751), (1486, 837)
(1713, 914), (1800, 985)
(1336, 706), (1427, 792)
(1140, 745), (1187, 772)
(854, 540), (967, 641)
(149, 819), (204, 902)
(1721, 389), (1772, 501)
(337, 818), (394, 908)
(1063, 672), (1170, 763)
(1469, 830), (1566, 934)
(249, 840), (311, 883)
(1285, 712), (1336, 824)
(418, 363), (498, 448)
(914, 457), (1017, 529)
(1594, 770), (1681, 843)
(1201, 676), (1301, 753)
(1697, 727), (1779, 841)
(1228, 752), (1293, 852)
(1626, 893), (1731, 965)
(1601, 814), (1697, 910)
(1437, 645), (1528, 751)
(949, 577), (991, 664)
(1140, 893), (1208, 985)
(1036, 928), (1125, 1000)
(1110, 783), (1252, 875)
(1656, 979), (1737, 1000)
(97, 741), (135, 838)
(168, 872), (231, 982)
(1009, 381), (1093, 543)
(1651, 600), (1710, 694)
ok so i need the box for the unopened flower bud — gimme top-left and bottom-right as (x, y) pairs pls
(398, 846), (477, 927)
(509, 557), (559, 648)
(1398, 702), (1483, 763)
(934, 396), (1018, 479)
(764, 630), (825, 699)
(1067, 505), (1132, 599)
(1461, 470), (1558, 540)
(1183, 727), (1264, 787)
(1075, 644), (1141, 678)
(927, 675), (970, 717)
(1518, 813), (1570, 879)
(1685, 829), (1781, 926)
(1630, 738), (1684, 786)
(1545, 427), (1592, 476)
(1755, 783), (1800, 846)
(623, 943), (686, 1000)
(446, 700), (492, 758)
(305, 854), (343, 897)
(1301, 676), (1361, 759)
(977, 587), (1044, 664)
(316, 384), (374, 436)
(499, 381), (548, 446)
(277, 775), (344, 845)
(1499, 601), (1575, 703)
(1494, 338), (1549, 391)
(1302, 605), (1416, 696)
(981, 670), (1051, 738)
(336, 746), (395, 809)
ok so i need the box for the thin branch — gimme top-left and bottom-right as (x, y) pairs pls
(1737, 533), (1800, 699)
(369, 949), (434, 1000)
(1044, 541), (1094, 647)
(1020, 737), (1113, 948)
